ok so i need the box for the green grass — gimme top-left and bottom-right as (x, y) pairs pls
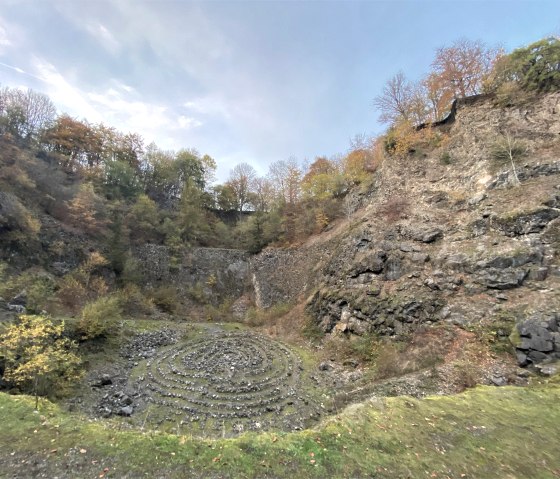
(1, 385), (559, 478)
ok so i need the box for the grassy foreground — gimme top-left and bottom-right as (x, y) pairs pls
(1, 385), (559, 478)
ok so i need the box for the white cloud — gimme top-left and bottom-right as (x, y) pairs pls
(85, 21), (120, 54)
(32, 56), (103, 122)
(28, 57), (203, 149)
(178, 115), (202, 129)
(0, 24), (11, 47)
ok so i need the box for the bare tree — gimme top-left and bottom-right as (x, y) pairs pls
(0, 87), (56, 140)
(267, 157), (301, 206)
(373, 71), (416, 125)
(227, 162), (257, 212)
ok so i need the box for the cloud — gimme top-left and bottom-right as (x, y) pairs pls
(84, 21), (120, 54)
(0, 23), (11, 48)
(28, 57), (202, 149)
(178, 115), (202, 129)
(31, 56), (103, 122)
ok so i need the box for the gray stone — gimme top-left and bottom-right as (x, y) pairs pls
(475, 268), (528, 290)
(468, 193), (487, 205)
(516, 350), (529, 366)
(318, 362), (332, 371)
(528, 351), (548, 362)
(7, 304), (26, 314)
(491, 375), (507, 386)
(528, 267), (549, 281)
(411, 253), (430, 263)
(416, 229), (443, 243)
(384, 257), (405, 281)
(535, 363), (559, 377)
(118, 406), (133, 416)
(10, 290), (27, 306)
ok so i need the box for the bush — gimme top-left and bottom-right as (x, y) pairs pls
(150, 285), (179, 313)
(116, 284), (155, 316)
(0, 268), (57, 313)
(378, 196), (410, 222)
(0, 314), (82, 406)
(76, 295), (122, 340)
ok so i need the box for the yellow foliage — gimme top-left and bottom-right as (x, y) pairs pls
(0, 315), (82, 403)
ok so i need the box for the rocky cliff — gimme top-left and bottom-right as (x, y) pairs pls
(251, 92), (560, 367)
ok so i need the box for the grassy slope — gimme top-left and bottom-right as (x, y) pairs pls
(1, 385), (559, 478)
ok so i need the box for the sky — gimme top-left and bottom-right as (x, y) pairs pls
(0, 0), (558, 181)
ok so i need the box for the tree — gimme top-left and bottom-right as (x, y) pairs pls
(0, 87), (56, 141)
(301, 157), (344, 200)
(126, 194), (160, 243)
(431, 38), (501, 99)
(176, 178), (210, 243)
(489, 37), (560, 93)
(423, 72), (455, 121)
(41, 115), (96, 171)
(227, 163), (257, 212)
(373, 71), (417, 125)
(491, 133), (526, 185)
(66, 183), (106, 235)
(0, 315), (82, 409)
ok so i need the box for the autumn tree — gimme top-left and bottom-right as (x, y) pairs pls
(66, 183), (106, 235)
(0, 315), (82, 408)
(301, 157), (344, 200)
(41, 115), (96, 171)
(267, 158), (302, 206)
(431, 38), (501, 99)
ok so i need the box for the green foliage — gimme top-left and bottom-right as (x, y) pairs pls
(76, 295), (122, 340)
(0, 268), (56, 314)
(439, 151), (454, 165)
(150, 285), (179, 313)
(57, 252), (109, 312)
(0, 315), (82, 405)
(491, 37), (560, 93)
(127, 194), (160, 243)
(116, 284), (155, 316)
(102, 159), (142, 200)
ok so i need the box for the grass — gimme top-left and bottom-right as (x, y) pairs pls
(1, 384), (559, 478)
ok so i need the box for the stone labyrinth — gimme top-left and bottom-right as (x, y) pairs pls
(133, 330), (321, 435)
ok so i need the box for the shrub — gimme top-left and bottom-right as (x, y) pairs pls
(0, 314), (82, 407)
(440, 151), (454, 165)
(150, 285), (179, 313)
(378, 196), (410, 222)
(76, 295), (122, 340)
(116, 284), (155, 316)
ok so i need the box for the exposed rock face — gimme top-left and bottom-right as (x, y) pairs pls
(134, 246), (250, 303)
(514, 314), (560, 366)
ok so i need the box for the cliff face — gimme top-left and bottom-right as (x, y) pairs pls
(251, 92), (560, 367)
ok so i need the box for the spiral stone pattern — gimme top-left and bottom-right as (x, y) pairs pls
(139, 330), (317, 432)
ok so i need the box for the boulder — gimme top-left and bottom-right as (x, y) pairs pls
(475, 268), (528, 290)
(118, 406), (133, 416)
